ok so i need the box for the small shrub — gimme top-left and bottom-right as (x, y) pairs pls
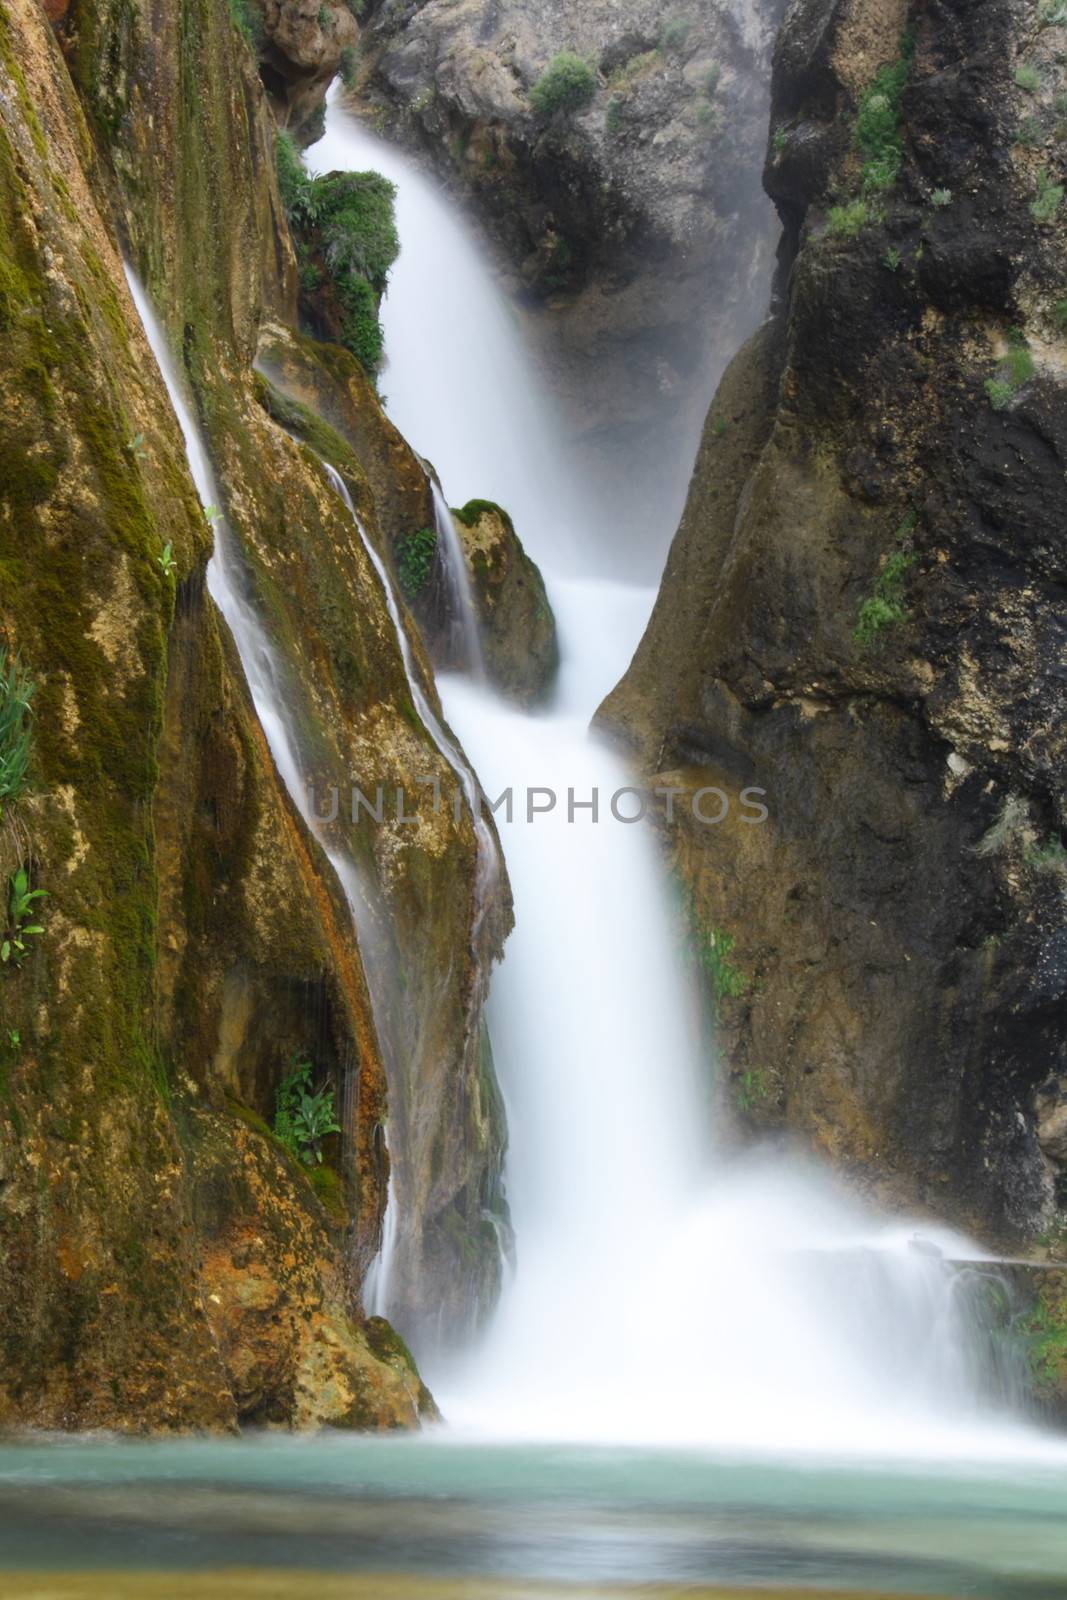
(853, 516), (917, 650)
(884, 246), (902, 271)
(931, 187), (953, 207)
(1041, 0), (1067, 22)
(1018, 115), (1044, 147)
(317, 3), (331, 26)
(0, 651), (33, 821)
(395, 526), (437, 600)
(704, 63), (721, 95)
(274, 1058), (341, 1165)
(605, 95), (625, 136)
(1032, 167), (1064, 222)
(227, 0), (263, 47)
(855, 34), (914, 193)
(156, 542), (177, 579)
(828, 199), (870, 237)
(772, 125), (787, 155)
(1015, 64), (1042, 92)
(339, 45), (359, 87)
(737, 1069), (769, 1113)
(315, 170), (399, 289)
(695, 98), (717, 128)
(530, 53), (596, 120)
(1049, 295), (1067, 331)
(659, 18), (690, 54)
(985, 377), (1015, 410)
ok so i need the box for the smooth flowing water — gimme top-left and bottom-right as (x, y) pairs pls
(59, 96), (1066, 1600)
(307, 100), (1057, 1460)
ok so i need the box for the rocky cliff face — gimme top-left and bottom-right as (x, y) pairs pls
(345, 0), (785, 575)
(602, 0), (1067, 1245)
(0, 0), (506, 1427)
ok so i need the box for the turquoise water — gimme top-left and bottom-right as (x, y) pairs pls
(1, 1435), (1066, 1595)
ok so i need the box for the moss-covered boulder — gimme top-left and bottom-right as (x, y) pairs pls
(452, 500), (558, 705)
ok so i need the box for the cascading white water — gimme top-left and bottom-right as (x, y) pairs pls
(123, 268), (496, 1314)
(306, 101), (1055, 1458)
(430, 481), (484, 679)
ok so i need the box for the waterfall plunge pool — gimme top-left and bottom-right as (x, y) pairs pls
(0, 1433), (1066, 1597)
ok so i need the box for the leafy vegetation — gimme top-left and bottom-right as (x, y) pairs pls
(985, 328), (1035, 409)
(855, 33), (915, 193)
(736, 1069), (769, 1113)
(395, 526), (437, 600)
(339, 45), (359, 88)
(275, 135), (399, 376)
(853, 511), (918, 649)
(884, 246), (902, 271)
(1015, 64), (1041, 92)
(1, 868), (45, 966)
(1032, 167), (1064, 222)
(828, 199), (871, 238)
(704, 927), (748, 1001)
(659, 18), (690, 54)
(704, 63), (721, 96)
(530, 54), (597, 119)
(227, 0), (263, 47)
(0, 650), (33, 822)
(274, 1058), (341, 1166)
(931, 187), (953, 207)
(1027, 836), (1067, 874)
(157, 541), (177, 579)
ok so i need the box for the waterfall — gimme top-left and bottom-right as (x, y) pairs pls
(123, 265), (497, 1314)
(430, 481), (484, 679)
(306, 100), (1044, 1456)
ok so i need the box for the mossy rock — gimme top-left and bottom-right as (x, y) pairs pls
(451, 499), (559, 705)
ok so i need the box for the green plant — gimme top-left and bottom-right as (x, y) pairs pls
(275, 131), (319, 228)
(853, 514), (918, 649)
(0, 651), (34, 822)
(985, 377), (1014, 410)
(736, 1069), (769, 1113)
(605, 94), (625, 135)
(1042, 0), (1067, 22)
(339, 45), (359, 87)
(931, 187), (953, 207)
(986, 329), (1035, 408)
(530, 53), (597, 119)
(856, 33), (915, 193)
(344, 0), (364, 14)
(884, 246), (902, 270)
(317, 3), (332, 27)
(1016, 64), (1042, 92)
(828, 199), (870, 237)
(157, 541), (177, 579)
(1032, 167), (1064, 221)
(976, 795), (1029, 859)
(704, 62), (721, 95)
(126, 431), (147, 462)
(1, 868), (46, 966)
(1050, 295), (1067, 331)
(316, 171), (399, 288)
(1027, 836), (1067, 873)
(1018, 115), (1044, 147)
(712, 416), (728, 437)
(395, 526), (437, 600)
(695, 98), (717, 128)
(659, 17), (690, 53)
(274, 1057), (341, 1165)
(227, 0), (263, 47)
(772, 125), (787, 154)
(704, 928), (747, 1000)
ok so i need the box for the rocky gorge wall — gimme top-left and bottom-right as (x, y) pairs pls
(0, 0), (507, 1427)
(602, 0), (1067, 1248)
(344, 0), (786, 576)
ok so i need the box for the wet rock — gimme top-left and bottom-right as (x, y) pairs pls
(601, 0), (1067, 1243)
(451, 500), (558, 706)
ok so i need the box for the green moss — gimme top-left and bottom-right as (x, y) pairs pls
(253, 371), (362, 479)
(309, 1162), (348, 1225)
(452, 498), (515, 534)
